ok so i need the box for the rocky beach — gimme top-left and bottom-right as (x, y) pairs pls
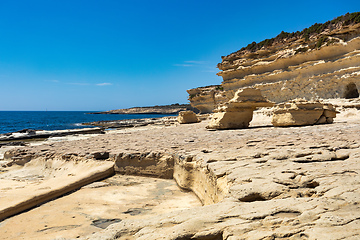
(1, 12), (360, 240)
(0, 100), (359, 239)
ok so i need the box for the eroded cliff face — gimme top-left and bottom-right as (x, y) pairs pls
(187, 85), (229, 113)
(188, 20), (360, 113)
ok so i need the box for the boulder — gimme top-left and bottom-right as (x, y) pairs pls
(177, 111), (199, 124)
(207, 108), (254, 129)
(272, 99), (338, 127)
(207, 88), (274, 129)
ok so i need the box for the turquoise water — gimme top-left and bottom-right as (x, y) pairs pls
(0, 111), (175, 134)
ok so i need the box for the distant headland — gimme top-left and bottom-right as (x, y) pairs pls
(90, 103), (199, 115)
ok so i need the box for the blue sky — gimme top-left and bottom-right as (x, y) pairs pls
(0, 0), (359, 111)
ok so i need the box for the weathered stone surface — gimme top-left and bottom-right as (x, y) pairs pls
(177, 111), (199, 124)
(188, 22), (360, 113)
(0, 158), (115, 221)
(0, 174), (201, 240)
(187, 85), (225, 113)
(207, 88), (274, 129)
(114, 152), (174, 179)
(1, 105), (360, 240)
(207, 109), (254, 129)
(227, 88), (274, 108)
(272, 99), (338, 127)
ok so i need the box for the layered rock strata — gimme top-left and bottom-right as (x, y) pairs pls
(272, 99), (338, 126)
(188, 21), (360, 113)
(187, 85), (227, 113)
(207, 88), (274, 129)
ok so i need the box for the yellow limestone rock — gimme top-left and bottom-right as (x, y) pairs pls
(188, 22), (360, 113)
(177, 111), (199, 124)
(272, 99), (338, 127)
(207, 88), (274, 129)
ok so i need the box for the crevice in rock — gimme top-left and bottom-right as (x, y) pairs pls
(91, 218), (122, 229)
(330, 217), (360, 227)
(304, 180), (320, 188)
(93, 151), (110, 160)
(239, 193), (266, 202)
(271, 211), (302, 218)
(294, 156), (349, 163)
(332, 154), (350, 161)
(344, 82), (359, 99)
(174, 231), (224, 240)
(123, 208), (151, 216)
(36, 224), (82, 232)
(173, 153), (230, 205)
(309, 145), (330, 149)
(332, 170), (358, 175)
(194, 232), (224, 240)
(271, 229), (306, 239)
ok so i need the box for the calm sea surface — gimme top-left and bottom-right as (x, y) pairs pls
(0, 111), (175, 134)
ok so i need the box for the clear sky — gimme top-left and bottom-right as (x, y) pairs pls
(0, 0), (359, 111)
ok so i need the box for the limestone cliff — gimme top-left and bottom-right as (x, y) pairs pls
(188, 12), (360, 113)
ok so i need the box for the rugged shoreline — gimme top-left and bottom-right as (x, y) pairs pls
(1, 105), (360, 239)
(0, 116), (179, 142)
(82, 115), (178, 129)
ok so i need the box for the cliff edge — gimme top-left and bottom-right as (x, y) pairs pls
(188, 12), (360, 113)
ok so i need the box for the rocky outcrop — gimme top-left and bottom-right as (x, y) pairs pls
(0, 157), (114, 221)
(207, 88), (274, 129)
(272, 99), (338, 126)
(0, 127), (105, 142)
(187, 85), (229, 113)
(177, 111), (199, 124)
(188, 14), (360, 113)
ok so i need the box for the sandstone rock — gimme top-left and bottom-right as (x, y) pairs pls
(188, 22), (360, 112)
(114, 152), (174, 179)
(207, 88), (274, 129)
(317, 115), (327, 124)
(207, 109), (254, 129)
(272, 99), (338, 127)
(177, 111), (199, 124)
(0, 158), (115, 222)
(326, 117), (334, 123)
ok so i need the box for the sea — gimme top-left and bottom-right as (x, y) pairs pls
(0, 111), (175, 135)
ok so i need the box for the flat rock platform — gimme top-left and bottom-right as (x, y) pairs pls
(0, 108), (359, 239)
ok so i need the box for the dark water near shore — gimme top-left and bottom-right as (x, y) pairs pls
(0, 111), (175, 134)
